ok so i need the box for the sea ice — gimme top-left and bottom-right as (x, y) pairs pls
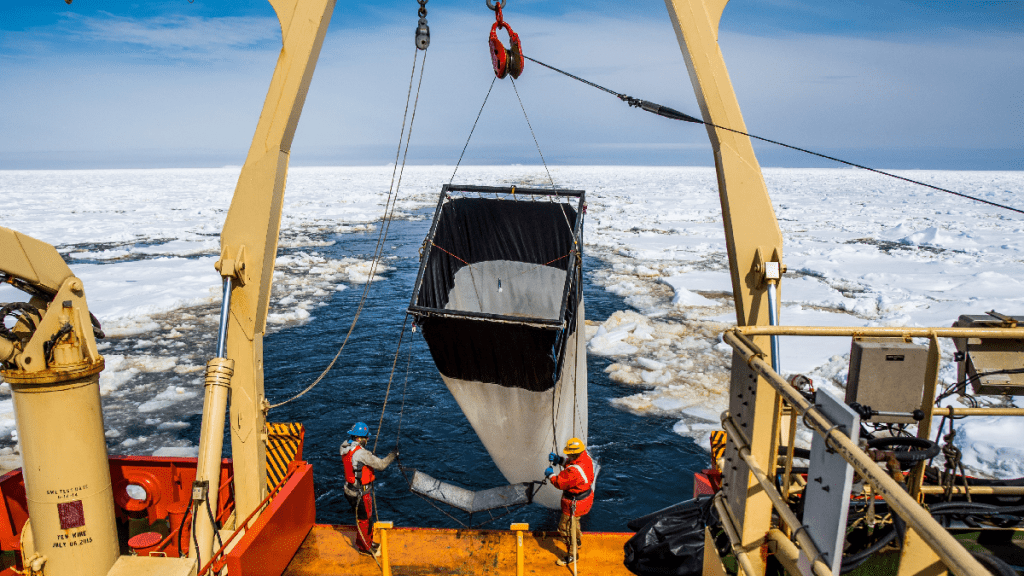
(1, 166), (1021, 478)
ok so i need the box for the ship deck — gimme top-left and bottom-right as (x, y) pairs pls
(284, 524), (634, 576)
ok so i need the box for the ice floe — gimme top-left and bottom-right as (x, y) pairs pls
(1, 165), (1022, 478)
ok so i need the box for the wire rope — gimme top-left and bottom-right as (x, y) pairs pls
(523, 54), (1024, 216)
(373, 315), (410, 454)
(450, 77), (497, 185)
(269, 46), (429, 410)
(509, 76), (555, 188)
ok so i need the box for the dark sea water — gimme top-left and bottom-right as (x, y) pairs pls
(256, 216), (710, 533)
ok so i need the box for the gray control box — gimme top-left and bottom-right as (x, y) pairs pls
(953, 314), (1024, 396)
(845, 338), (928, 423)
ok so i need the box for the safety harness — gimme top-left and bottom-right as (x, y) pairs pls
(342, 444), (376, 495)
(562, 462), (593, 501)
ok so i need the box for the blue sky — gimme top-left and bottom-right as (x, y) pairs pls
(1, 1), (1021, 169)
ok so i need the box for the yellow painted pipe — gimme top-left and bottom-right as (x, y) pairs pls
(712, 494), (758, 576)
(736, 326), (1024, 339)
(767, 528), (815, 576)
(919, 485), (1024, 495)
(192, 357), (233, 565)
(937, 407), (1024, 417)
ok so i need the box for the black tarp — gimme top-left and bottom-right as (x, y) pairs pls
(409, 186), (585, 392)
(415, 196), (578, 311)
(624, 496), (719, 576)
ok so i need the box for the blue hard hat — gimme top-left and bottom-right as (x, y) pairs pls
(348, 422), (370, 437)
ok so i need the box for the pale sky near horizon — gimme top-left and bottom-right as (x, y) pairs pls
(1, 1), (1021, 170)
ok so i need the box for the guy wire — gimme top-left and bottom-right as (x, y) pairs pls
(523, 54), (1024, 216)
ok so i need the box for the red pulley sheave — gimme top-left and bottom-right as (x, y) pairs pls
(487, 1), (523, 79)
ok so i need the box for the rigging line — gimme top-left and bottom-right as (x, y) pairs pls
(550, 343), (561, 452)
(523, 54), (1024, 217)
(509, 76), (555, 188)
(450, 77), (497, 185)
(268, 47), (428, 410)
(430, 242), (470, 265)
(394, 335), (415, 453)
(363, 47), (431, 299)
(707, 123), (1024, 216)
(374, 314), (409, 454)
(557, 202), (578, 250)
(571, 269), (581, 438)
(393, 48), (430, 217)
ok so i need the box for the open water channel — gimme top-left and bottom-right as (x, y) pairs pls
(184, 213), (709, 533)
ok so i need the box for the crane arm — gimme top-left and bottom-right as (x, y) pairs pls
(192, 0), (337, 556)
(663, 2), (784, 574)
(0, 227), (102, 376)
(0, 227), (74, 296)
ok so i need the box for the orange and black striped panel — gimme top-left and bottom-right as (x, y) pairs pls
(266, 422), (305, 490)
(709, 430), (728, 471)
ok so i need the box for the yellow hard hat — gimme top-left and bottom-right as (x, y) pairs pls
(563, 437), (585, 455)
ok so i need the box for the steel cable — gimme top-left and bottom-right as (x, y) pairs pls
(523, 54), (1024, 216)
(269, 46), (429, 410)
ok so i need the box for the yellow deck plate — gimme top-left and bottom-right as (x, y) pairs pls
(283, 524), (635, 575)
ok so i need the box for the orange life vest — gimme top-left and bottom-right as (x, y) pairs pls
(342, 444), (376, 493)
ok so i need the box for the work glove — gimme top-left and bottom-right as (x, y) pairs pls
(387, 451), (397, 460)
(544, 467), (555, 477)
(548, 452), (558, 463)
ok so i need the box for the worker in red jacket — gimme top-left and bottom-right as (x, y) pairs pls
(545, 437), (594, 565)
(340, 422), (396, 557)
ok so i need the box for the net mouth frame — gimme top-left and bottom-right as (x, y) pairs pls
(407, 184), (585, 330)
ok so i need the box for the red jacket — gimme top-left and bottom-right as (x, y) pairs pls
(549, 450), (594, 516)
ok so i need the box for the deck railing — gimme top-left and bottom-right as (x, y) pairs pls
(719, 325), (1024, 576)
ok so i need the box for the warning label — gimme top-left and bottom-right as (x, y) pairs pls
(57, 500), (85, 530)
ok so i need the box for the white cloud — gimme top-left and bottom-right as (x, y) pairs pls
(68, 13), (281, 57)
(0, 6), (1020, 168)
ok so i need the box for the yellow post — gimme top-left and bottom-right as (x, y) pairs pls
(898, 527), (947, 576)
(703, 527), (727, 576)
(374, 521), (393, 576)
(510, 523), (529, 576)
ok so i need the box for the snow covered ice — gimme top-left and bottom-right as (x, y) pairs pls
(1, 165), (1023, 479)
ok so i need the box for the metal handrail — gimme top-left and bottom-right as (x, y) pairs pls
(197, 465), (300, 575)
(720, 413), (832, 576)
(736, 325), (1024, 338)
(712, 494), (758, 576)
(723, 328), (991, 576)
(154, 473), (234, 555)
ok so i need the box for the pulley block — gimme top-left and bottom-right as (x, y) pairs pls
(487, 1), (523, 79)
